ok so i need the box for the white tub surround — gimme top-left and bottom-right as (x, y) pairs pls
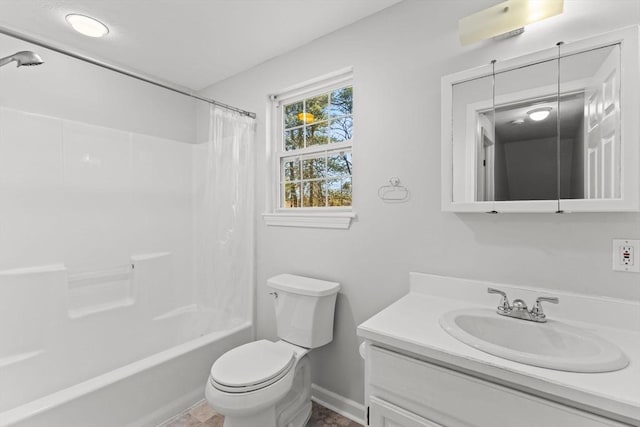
(1, 323), (251, 427)
(357, 273), (640, 427)
(0, 23), (256, 426)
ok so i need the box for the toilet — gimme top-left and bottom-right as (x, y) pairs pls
(205, 274), (341, 427)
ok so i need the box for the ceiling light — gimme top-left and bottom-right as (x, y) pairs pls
(527, 107), (552, 121)
(459, 0), (564, 46)
(65, 14), (109, 38)
(511, 118), (525, 125)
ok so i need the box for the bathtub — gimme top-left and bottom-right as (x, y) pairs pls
(0, 254), (253, 427)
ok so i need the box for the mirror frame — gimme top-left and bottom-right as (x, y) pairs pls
(441, 26), (639, 213)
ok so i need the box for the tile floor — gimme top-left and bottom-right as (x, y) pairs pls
(160, 400), (362, 427)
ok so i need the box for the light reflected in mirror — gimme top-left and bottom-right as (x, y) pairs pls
(478, 57), (559, 202)
(477, 93), (583, 201)
(452, 44), (621, 203)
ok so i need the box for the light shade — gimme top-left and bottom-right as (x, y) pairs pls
(459, 0), (563, 46)
(65, 14), (109, 38)
(527, 107), (552, 121)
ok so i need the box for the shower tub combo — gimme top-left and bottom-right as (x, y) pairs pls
(0, 30), (256, 427)
(0, 254), (252, 427)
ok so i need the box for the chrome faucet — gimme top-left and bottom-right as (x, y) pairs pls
(487, 288), (558, 323)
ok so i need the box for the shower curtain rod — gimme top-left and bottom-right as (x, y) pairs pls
(0, 26), (257, 119)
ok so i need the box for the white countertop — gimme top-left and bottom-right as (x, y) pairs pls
(357, 273), (640, 425)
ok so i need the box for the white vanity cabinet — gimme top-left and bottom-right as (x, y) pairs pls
(369, 397), (443, 427)
(364, 345), (631, 427)
(358, 273), (640, 427)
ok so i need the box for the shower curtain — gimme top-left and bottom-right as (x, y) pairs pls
(195, 105), (255, 325)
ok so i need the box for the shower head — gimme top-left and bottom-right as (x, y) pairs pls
(0, 51), (44, 68)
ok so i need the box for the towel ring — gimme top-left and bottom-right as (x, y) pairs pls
(378, 177), (409, 203)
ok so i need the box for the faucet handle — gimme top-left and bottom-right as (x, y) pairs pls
(531, 296), (559, 321)
(487, 288), (511, 314)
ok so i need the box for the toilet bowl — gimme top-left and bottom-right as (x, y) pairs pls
(206, 340), (306, 412)
(205, 274), (340, 427)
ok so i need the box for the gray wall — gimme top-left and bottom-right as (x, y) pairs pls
(499, 137), (573, 200)
(200, 0), (640, 405)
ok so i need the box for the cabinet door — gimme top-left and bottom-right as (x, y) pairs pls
(369, 346), (632, 427)
(370, 396), (443, 427)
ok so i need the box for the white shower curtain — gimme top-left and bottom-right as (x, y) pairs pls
(195, 105), (255, 325)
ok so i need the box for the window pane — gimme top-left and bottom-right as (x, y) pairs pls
(305, 93), (329, 123)
(305, 122), (329, 146)
(284, 128), (304, 151)
(330, 87), (352, 118)
(302, 156), (326, 180)
(284, 101), (303, 128)
(302, 181), (326, 207)
(327, 152), (352, 177)
(283, 182), (301, 207)
(330, 116), (353, 143)
(328, 177), (352, 207)
(282, 158), (300, 182)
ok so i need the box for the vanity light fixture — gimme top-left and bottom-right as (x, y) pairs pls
(459, 0), (564, 46)
(527, 107), (552, 121)
(65, 14), (109, 38)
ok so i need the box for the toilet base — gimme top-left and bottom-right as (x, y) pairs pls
(285, 400), (312, 427)
(223, 406), (277, 427)
(219, 399), (310, 427)
(275, 355), (311, 427)
(208, 353), (312, 427)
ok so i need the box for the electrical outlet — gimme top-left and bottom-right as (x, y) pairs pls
(612, 239), (640, 273)
(621, 246), (633, 265)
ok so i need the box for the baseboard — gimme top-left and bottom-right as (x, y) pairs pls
(311, 383), (365, 425)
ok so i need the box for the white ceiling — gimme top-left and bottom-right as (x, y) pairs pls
(0, 0), (402, 90)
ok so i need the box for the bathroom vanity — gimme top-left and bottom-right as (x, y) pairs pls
(357, 273), (640, 427)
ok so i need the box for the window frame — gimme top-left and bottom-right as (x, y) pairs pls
(263, 68), (356, 229)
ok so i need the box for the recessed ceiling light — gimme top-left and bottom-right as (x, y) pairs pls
(527, 107), (552, 121)
(65, 14), (109, 38)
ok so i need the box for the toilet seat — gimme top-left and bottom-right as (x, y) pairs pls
(210, 340), (296, 393)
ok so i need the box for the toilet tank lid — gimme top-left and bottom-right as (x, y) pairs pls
(267, 274), (340, 297)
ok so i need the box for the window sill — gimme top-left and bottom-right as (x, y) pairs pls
(262, 211), (356, 229)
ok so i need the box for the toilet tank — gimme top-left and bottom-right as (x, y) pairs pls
(267, 274), (340, 349)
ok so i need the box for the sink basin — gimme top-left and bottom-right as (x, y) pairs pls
(439, 308), (629, 372)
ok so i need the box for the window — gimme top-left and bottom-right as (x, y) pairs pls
(280, 85), (353, 208)
(264, 70), (356, 229)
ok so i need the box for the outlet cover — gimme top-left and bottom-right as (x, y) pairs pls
(612, 239), (640, 273)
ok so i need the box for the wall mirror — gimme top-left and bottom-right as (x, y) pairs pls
(442, 26), (639, 213)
